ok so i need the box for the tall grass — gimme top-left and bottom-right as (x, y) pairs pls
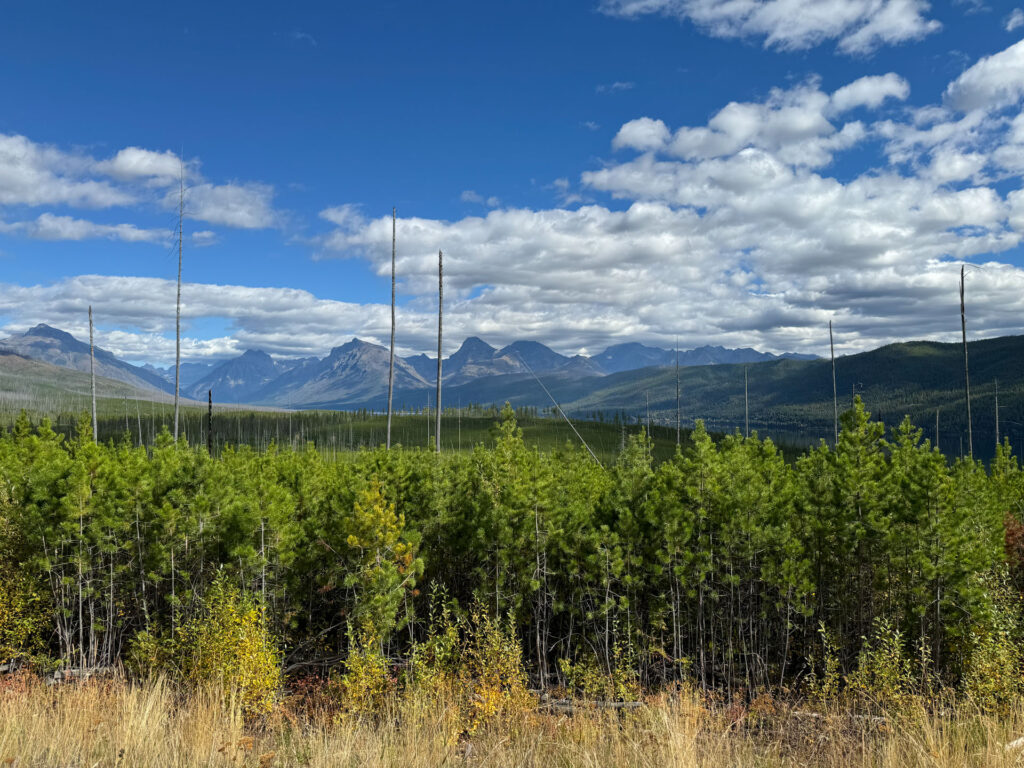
(2, 676), (1023, 767)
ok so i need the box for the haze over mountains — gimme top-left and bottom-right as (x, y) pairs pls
(0, 324), (814, 408)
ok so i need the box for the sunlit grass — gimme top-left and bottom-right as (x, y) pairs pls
(2, 675), (1024, 767)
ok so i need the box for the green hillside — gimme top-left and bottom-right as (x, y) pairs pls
(426, 335), (1024, 460)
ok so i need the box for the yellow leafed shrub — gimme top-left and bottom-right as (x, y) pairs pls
(175, 576), (282, 717)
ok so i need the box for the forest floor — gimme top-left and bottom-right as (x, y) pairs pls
(1, 674), (1023, 767)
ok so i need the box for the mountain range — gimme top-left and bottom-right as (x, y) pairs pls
(2, 323), (1022, 461)
(0, 325), (814, 408)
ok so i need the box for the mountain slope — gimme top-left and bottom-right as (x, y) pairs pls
(254, 338), (429, 407)
(590, 342), (814, 373)
(0, 325), (173, 394)
(366, 335), (1024, 461)
(185, 349), (282, 403)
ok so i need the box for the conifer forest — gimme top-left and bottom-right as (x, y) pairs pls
(0, 398), (1020, 688)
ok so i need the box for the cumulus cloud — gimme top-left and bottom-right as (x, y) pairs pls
(0, 133), (134, 208)
(613, 117), (671, 151)
(0, 133), (282, 241)
(304, 42), (1024, 357)
(945, 38), (1024, 112)
(598, 0), (941, 54)
(614, 79), (887, 168)
(0, 213), (171, 243)
(96, 147), (184, 185)
(830, 73), (910, 112)
(175, 182), (278, 229)
(0, 275), (394, 363)
(9, 41), (1024, 364)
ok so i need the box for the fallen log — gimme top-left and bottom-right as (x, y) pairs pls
(538, 696), (646, 716)
(46, 666), (117, 685)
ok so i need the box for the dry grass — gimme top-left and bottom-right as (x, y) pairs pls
(1, 676), (1023, 767)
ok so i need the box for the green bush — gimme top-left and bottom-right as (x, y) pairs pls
(846, 618), (915, 712)
(960, 571), (1023, 713)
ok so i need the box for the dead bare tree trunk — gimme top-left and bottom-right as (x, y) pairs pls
(135, 397), (143, 447)
(960, 266), (973, 459)
(435, 249), (443, 453)
(386, 207), (397, 450)
(829, 320), (838, 447)
(174, 163), (184, 442)
(744, 366), (749, 438)
(675, 337), (680, 446)
(89, 306), (97, 444)
(207, 389), (213, 456)
(995, 378), (1000, 448)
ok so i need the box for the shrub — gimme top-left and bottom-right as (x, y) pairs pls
(806, 622), (842, 704)
(176, 576), (282, 717)
(0, 569), (47, 666)
(125, 629), (172, 680)
(845, 618), (915, 712)
(331, 630), (396, 720)
(0, 507), (47, 667)
(458, 608), (529, 733)
(960, 571), (1023, 713)
(559, 631), (641, 703)
(406, 591), (461, 693)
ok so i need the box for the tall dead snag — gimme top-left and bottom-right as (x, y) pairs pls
(174, 161), (184, 442)
(386, 207), (397, 449)
(207, 389), (214, 456)
(960, 266), (973, 458)
(744, 366), (749, 439)
(829, 320), (838, 447)
(435, 249), (443, 453)
(136, 398), (143, 447)
(89, 305), (97, 444)
(995, 378), (1000, 447)
(675, 339), (680, 446)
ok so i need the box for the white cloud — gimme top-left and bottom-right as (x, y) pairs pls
(305, 42), (1024, 357)
(945, 38), (1024, 112)
(8, 41), (1024, 363)
(0, 274), (469, 364)
(0, 133), (283, 238)
(596, 81), (635, 93)
(0, 213), (171, 243)
(96, 147), (184, 184)
(830, 73), (910, 113)
(460, 190), (501, 207)
(613, 117), (671, 151)
(1005, 8), (1024, 31)
(191, 230), (218, 247)
(177, 182), (278, 229)
(598, 0), (941, 54)
(291, 30), (317, 46)
(0, 133), (134, 208)
(615, 79), (882, 169)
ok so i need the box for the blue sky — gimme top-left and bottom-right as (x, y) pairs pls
(1, 0), (1023, 363)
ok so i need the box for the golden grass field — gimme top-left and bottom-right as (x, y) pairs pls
(2, 675), (1024, 767)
